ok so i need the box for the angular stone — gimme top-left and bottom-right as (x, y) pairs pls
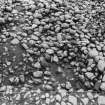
(31, 35), (38, 40)
(0, 18), (5, 23)
(102, 75), (105, 81)
(34, 62), (41, 68)
(55, 102), (60, 105)
(100, 82), (105, 91)
(44, 84), (53, 91)
(46, 98), (50, 104)
(46, 49), (54, 54)
(58, 89), (67, 97)
(53, 55), (59, 62)
(33, 71), (43, 78)
(81, 98), (89, 105)
(61, 101), (66, 105)
(98, 60), (105, 72)
(85, 72), (95, 80)
(33, 78), (42, 84)
(88, 49), (98, 57)
(87, 92), (93, 99)
(11, 38), (19, 45)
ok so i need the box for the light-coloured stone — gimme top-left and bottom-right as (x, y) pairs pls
(100, 82), (105, 90)
(0, 18), (5, 23)
(88, 49), (98, 57)
(98, 95), (105, 105)
(55, 102), (60, 105)
(55, 94), (62, 102)
(61, 101), (66, 105)
(67, 102), (72, 105)
(66, 82), (72, 89)
(87, 92), (93, 99)
(31, 35), (38, 40)
(46, 98), (50, 104)
(46, 49), (54, 54)
(53, 55), (59, 62)
(68, 95), (77, 105)
(98, 60), (105, 72)
(34, 62), (41, 68)
(33, 71), (43, 78)
(16, 94), (21, 100)
(85, 72), (95, 79)
(58, 89), (67, 97)
(45, 93), (49, 98)
(81, 98), (89, 105)
(11, 38), (19, 45)
(2, 103), (6, 105)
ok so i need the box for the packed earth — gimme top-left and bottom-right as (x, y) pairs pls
(0, 0), (105, 104)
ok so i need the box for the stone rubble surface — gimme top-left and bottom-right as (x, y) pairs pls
(0, 0), (105, 104)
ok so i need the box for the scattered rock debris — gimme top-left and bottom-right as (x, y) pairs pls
(0, 0), (105, 104)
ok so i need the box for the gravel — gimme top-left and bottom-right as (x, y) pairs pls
(0, 0), (105, 104)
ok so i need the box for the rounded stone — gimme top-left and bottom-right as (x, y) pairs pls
(98, 60), (105, 72)
(33, 71), (43, 78)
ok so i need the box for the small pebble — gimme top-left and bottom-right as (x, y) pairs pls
(46, 49), (54, 54)
(33, 71), (43, 78)
(34, 62), (41, 68)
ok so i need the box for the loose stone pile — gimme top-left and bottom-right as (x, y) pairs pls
(0, 0), (105, 98)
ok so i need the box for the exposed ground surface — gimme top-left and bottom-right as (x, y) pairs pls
(0, 0), (105, 105)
